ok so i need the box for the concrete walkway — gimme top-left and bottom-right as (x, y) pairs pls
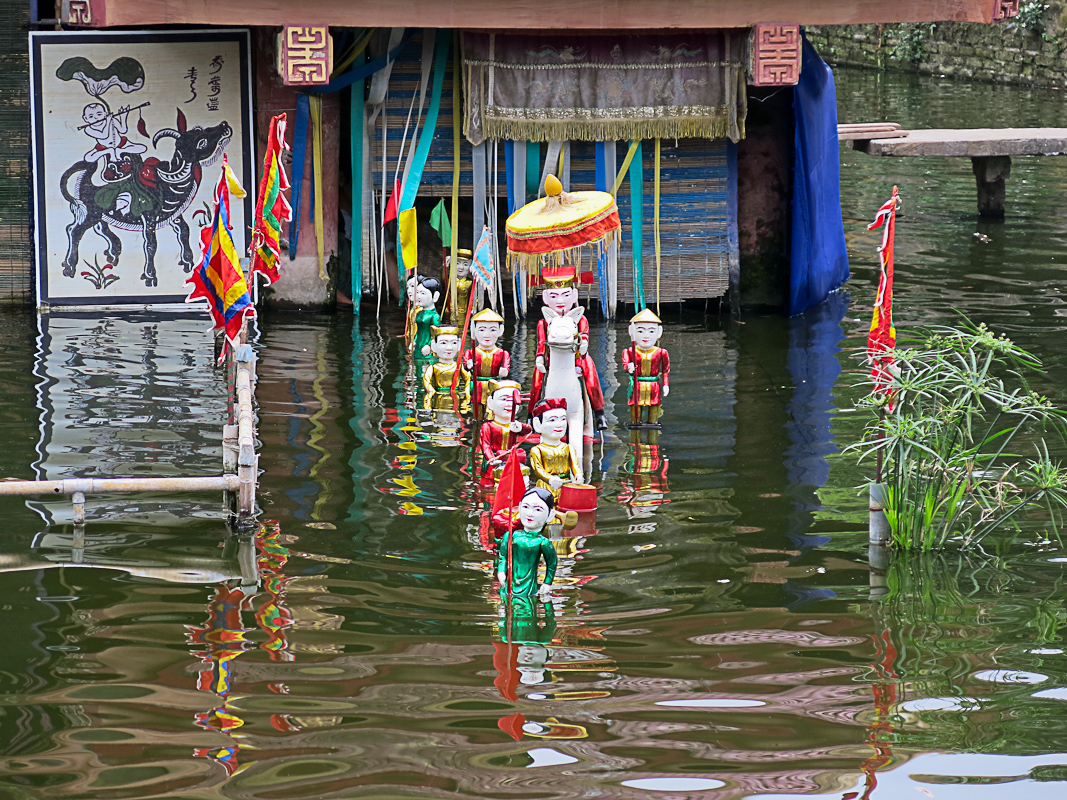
(849, 128), (1067, 216)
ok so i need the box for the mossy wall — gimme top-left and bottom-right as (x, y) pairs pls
(806, 4), (1067, 88)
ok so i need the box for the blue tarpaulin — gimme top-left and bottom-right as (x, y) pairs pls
(790, 34), (849, 316)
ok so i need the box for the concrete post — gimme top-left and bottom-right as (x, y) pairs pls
(869, 482), (890, 585)
(972, 155), (1011, 217)
(254, 28), (340, 308)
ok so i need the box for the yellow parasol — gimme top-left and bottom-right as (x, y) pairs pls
(505, 175), (621, 317)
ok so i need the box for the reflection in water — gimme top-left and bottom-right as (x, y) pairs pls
(31, 313), (227, 526)
(9, 65), (1067, 796)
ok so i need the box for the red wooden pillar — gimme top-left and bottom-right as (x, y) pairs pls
(253, 27), (339, 308)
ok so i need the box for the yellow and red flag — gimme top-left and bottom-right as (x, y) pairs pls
(249, 114), (292, 285)
(187, 155), (255, 363)
(867, 186), (900, 405)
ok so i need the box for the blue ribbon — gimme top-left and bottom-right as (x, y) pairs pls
(306, 32), (414, 94)
(629, 140), (645, 311)
(396, 28), (452, 276)
(288, 93), (310, 260)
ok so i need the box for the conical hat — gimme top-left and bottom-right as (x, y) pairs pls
(630, 308), (662, 324)
(472, 308), (505, 324)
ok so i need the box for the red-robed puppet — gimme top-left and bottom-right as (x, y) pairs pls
(478, 379), (532, 483)
(463, 307), (511, 420)
(530, 266), (606, 429)
(622, 307), (670, 429)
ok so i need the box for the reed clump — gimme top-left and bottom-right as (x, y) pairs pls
(850, 320), (1067, 551)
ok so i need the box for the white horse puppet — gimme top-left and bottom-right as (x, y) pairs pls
(540, 306), (593, 481)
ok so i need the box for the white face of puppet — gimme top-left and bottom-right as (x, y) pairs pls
(415, 284), (438, 310)
(543, 285), (578, 315)
(518, 492), (552, 530)
(473, 321), (503, 349)
(406, 276), (419, 299)
(517, 644), (548, 684)
(630, 322), (662, 350)
(430, 334), (460, 361)
(456, 259), (472, 279)
(486, 388), (517, 422)
(534, 408), (568, 443)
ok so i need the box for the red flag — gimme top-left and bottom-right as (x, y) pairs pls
(492, 642), (521, 703)
(867, 186), (899, 407)
(497, 710), (526, 740)
(382, 178), (401, 226)
(492, 446), (526, 524)
(493, 444), (526, 596)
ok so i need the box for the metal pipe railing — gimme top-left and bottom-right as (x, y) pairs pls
(5, 321), (260, 530)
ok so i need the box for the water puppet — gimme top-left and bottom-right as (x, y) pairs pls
(422, 325), (471, 413)
(530, 266), (605, 431)
(529, 398), (581, 499)
(463, 308), (510, 419)
(623, 308), (670, 429)
(411, 276), (442, 361)
(479, 379), (531, 482)
(496, 487), (559, 597)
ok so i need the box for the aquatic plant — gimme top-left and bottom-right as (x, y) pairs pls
(849, 320), (1067, 551)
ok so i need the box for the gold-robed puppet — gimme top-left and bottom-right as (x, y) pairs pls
(505, 175), (621, 318)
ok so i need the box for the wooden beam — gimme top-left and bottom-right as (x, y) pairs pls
(91, 0), (1000, 30)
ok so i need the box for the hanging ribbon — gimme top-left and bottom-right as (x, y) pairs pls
(654, 138), (662, 315)
(449, 33), (462, 316)
(310, 94), (326, 281)
(628, 140), (645, 311)
(613, 140), (641, 196)
(307, 31), (414, 94)
(472, 141), (486, 254)
(332, 28), (373, 78)
(397, 29), (452, 276)
(350, 52), (366, 312)
(288, 93), (310, 260)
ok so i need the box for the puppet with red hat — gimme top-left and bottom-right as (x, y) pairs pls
(530, 266), (606, 430)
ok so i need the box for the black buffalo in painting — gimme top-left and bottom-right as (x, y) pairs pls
(59, 109), (231, 288)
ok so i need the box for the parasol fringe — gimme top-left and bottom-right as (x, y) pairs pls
(482, 116), (743, 145)
(505, 229), (620, 278)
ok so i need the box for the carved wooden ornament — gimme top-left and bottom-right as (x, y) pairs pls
(61, 0), (101, 27)
(749, 23), (801, 86)
(277, 27), (334, 86)
(992, 0), (1020, 20)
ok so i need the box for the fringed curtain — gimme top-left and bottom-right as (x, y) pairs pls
(462, 31), (747, 145)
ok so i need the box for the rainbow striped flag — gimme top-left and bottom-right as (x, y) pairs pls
(250, 114), (292, 285)
(187, 155), (255, 363)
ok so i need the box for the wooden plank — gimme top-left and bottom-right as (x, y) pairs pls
(854, 127), (1067, 157)
(93, 0), (999, 29)
(839, 130), (909, 141)
(838, 122), (902, 130)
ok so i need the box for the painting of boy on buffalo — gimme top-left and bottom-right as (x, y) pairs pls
(30, 31), (253, 305)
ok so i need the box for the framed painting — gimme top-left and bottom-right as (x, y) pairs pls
(30, 29), (253, 307)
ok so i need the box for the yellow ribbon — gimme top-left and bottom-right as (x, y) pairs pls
(331, 28), (373, 77)
(613, 140), (641, 196)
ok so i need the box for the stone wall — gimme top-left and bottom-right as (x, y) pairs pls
(806, 7), (1067, 87)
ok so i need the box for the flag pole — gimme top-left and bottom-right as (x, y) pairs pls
(867, 185), (899, 552)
